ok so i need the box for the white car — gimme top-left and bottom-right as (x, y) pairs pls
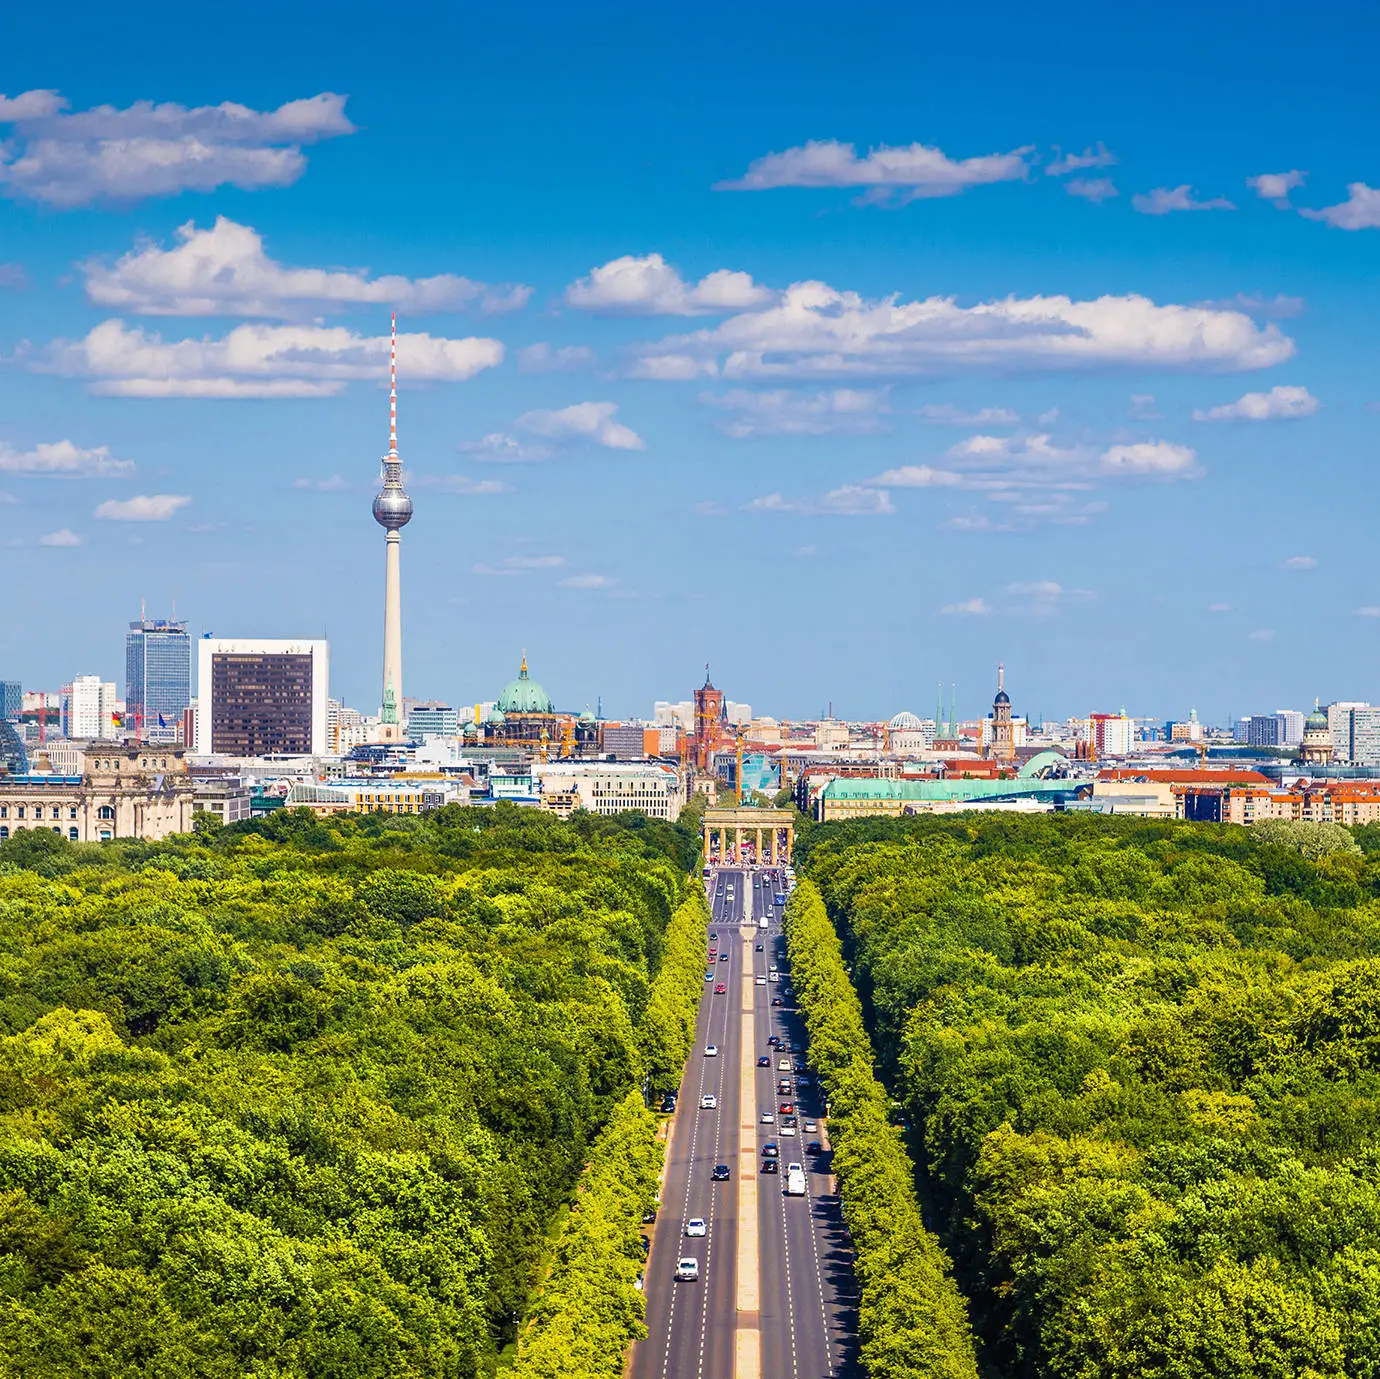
(760, 1111), (774, 1124)
(755, 975), (767, 985)
(685, 1218), (707, 1237)
(778, 1059), (792, 1072)
(804, 1120), (818, 1132)
(699, 1094), (717, 1110)
(704, 1045), (719, 1057)
(780, 1124), (796, 1136)
(676, 1258), (700, 1281)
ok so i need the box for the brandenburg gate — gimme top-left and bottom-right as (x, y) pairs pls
(701, 807), (794, 866)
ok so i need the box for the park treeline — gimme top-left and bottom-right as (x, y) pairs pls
(785, 878), (979, 1379)
(0, 802), (703, 1378)
(800, 812), (1380, 1379)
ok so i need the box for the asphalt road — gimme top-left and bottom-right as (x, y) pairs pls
(633, 866), (859, 1379)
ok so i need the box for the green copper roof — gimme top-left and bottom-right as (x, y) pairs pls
(497, 655), (555, 715)
(820, 775), (1082, 804)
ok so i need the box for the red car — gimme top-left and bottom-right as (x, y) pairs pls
(715, 983), (727, 994)
(779, 1102), (795, 1115)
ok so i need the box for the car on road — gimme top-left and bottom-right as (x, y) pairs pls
(779, 1102), (794, 1115)
(780, 1124), (796, 1136)
(714, 983), (727, 994)
(760, 1111), (774, 1124)
(711, 1164), (730, 1181)
(709, 931), (717, 940)
(762, 1141), (779, 1158)
(755, 975), (767, 985)
(755, 943), (764, 952)
(719, 952), (729, 961)
(778, 1059), (792, 1071)
(704, 1044), (718, 1057)
(804, 1119), (818, 1132)
(767, 1034), (780, 1046)
(699, 1094), (717, 1109)
(771, 997), (783, 1007)
(807, 1141), (823, 1153)
(685, 1218), (706, 1237)
(786, 1164), (806, 1196)
(761, 1158), (778, 1174)
(676, 1258), (699, 1281)
(757, 1056), (771, 1067)
(704, 972), (715, 982)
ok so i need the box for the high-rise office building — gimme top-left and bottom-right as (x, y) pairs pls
(1327, 702), (1371, 763)
(406, 703), (459, 739)
(126, 615), (191, 743)
(195, 638), (329, 757)
(65, 676), (118, 739)
(1276, 709), (1305, 748)
(0, 682), (19, 721)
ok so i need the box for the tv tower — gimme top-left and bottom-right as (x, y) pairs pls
(372, 313), (413, 738)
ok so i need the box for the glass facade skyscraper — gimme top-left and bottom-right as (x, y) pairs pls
(0, 682), (19, 722)
(125, 617), (191, 743)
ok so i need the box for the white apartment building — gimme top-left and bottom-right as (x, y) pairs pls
(66, 675), (118, 739)
(533, 761), (687, 821)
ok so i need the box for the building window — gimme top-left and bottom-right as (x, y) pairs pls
(69, 808), (77, 820)
(97, 805), (115, 821)
(50, 807), (59, 820)
(99, 830), (112, 841)
(15, 807), (23, 820)
(0, 807), (5, 819)
(0, 827), (6, 839)
(68, 828), (78, 841)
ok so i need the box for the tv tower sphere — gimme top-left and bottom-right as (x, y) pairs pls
(372, 483), (413, 530)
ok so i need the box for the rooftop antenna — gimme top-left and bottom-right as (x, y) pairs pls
(389, 310), (398, 459)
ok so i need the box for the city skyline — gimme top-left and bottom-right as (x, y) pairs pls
(3, 1), (1380, 719)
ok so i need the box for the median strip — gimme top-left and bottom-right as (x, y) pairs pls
(736, 917), (761, 1379)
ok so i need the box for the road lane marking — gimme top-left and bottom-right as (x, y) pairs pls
(736, 904), (762, 1378)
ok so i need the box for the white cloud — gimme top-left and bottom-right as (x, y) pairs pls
(1046, 143), (1116, 176)
(940, 597), (991, 615)
(1208, 602), (1232, 612)
(869, 464), (970, 488)
(559, 573), (615, 589)
(948, 432), (1078, 462)
(1006, 579), (1064, 596)
(1282, 555), (1317, 570)
(0, 438), (133, 477)
(916, 403), (1019, 425)
(1301, 183), (1380, 229)
(1100, 441), (1197, 476)
(716, 138), (1030, 199)
(83, 217), (530, 318)
(1064, 177), (1118, 203)
(701, 387), (889, 437)
(1193, 384), (1319, 421)
(43, 319), (503, 397)
(1357, 606), (1380, 618)
(518, 342), (597, 373)
(565, 253), (773, 315)
(0, 90), (353, 207)
(627, 281), (1293, 379)
(1197, 291), (1305, 319)
(1247, 170), (1305, 207)
(746, 485), (894, 517)
(292, 474), (350, 491)
(516, 401), (645, 450)
(0, 262), (27, 288)
(94, 493), (191, 521)
(818, 484), (894, 516)
(472, 554), (565, 576)
(39, 528), (83, 547)
(458, 434), (554, 463)
(1004, 580), (1095, 615)
(1249, 629), (1276, 642)
(1132, 185), (1235, 215)
(1129, 393), (1160, 419)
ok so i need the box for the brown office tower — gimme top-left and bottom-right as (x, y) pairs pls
(196, 639), (329, 757)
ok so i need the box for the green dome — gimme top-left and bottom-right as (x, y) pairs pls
(497, 656), (555, 715)
(1305, 705), (1329, 732)
(486, 705), (507, 726)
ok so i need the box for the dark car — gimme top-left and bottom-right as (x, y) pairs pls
(755, 943), (764, 952)
(719, 952), (729, 961)
(767, 1034), (779, 1046)
(807, 1141), (823, 1153)
(660, 1096), (676, 1113)
(711, 1164), (730, 1181)
(781, 1115), (798, 1128)
(757, 1056), (771, 1067)
(709, 931), (717, 940)
(762, 1142), (779, 1158)
(761, 1158), (779, 1174)
(771, 997), (783, 1007)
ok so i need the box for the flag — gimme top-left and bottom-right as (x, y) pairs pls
(158, 714), (167, 728)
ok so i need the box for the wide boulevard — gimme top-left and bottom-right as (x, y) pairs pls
(632, 865), (858, 1379)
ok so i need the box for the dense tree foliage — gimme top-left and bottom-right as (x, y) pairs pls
(0, 803), (701, 1377)
(511, 1089), (661, 1379)
(786, 880), (979, 1379)
(802, 813), (1380, 1379)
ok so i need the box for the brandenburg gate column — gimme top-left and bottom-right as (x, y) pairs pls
(755, 827), (762, 861)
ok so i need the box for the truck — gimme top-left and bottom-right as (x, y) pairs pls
(785, 1164), (807, 1196)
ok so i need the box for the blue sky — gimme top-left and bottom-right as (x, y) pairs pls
(2, 0), (1379, 725)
